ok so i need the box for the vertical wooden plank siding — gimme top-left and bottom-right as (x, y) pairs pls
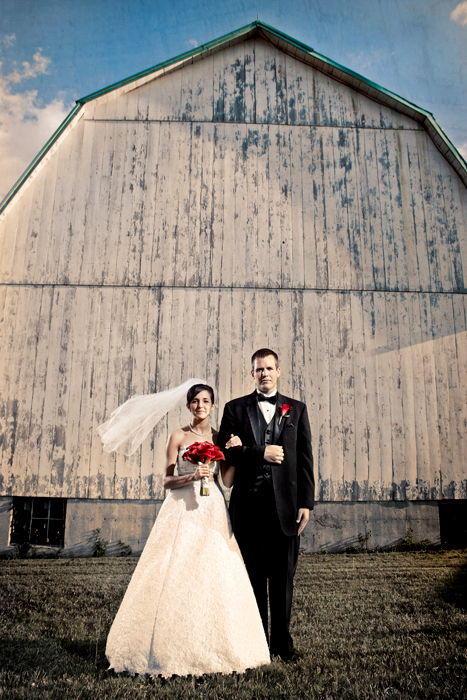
(0, 37), (466, 504)
(0, 287), (466, 500)
(2, 119), (465, 294)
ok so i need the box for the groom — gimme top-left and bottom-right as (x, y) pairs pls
(218, 348), (314, 661)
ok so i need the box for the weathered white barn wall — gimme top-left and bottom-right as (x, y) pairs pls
(303, 501), (441, 552)
(0, 33), (466, 553)
(87, 39), (423, 130)
(1, 119), (466, 294)
(0, 286), (465, 503)
(63, 499), (162, 556)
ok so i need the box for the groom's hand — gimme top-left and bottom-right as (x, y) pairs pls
(296, 508), (310, 536)
(264, 445), (284, 463)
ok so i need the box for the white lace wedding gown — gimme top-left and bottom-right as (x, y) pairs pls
(106, 446), (270, 677)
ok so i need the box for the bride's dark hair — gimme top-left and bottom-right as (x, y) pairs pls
(187, 383), (215, 404)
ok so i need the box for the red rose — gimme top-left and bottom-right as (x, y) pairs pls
(279, 404), (292, 424)
(182, 441), (225, 464)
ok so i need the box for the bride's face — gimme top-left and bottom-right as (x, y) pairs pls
(187, 390), (214, 420)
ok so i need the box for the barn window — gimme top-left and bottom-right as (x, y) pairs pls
(439, 500), (467, 549)
(10, 497), (67, 547)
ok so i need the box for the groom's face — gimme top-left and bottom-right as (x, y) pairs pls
(252, 355), (281, 394)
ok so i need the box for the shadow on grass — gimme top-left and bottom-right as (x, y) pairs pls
(440, 559), (467, 611)
(0, 635), (110, 675)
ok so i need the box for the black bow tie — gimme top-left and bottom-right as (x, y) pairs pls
(258, 393), (277, 405)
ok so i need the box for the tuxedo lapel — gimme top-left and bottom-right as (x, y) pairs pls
(274, 392), (287, 442)
(246, 393), (263, 446)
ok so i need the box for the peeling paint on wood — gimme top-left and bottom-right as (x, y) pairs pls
(0, 287), (466, 502)
(0, 37), (465, 505)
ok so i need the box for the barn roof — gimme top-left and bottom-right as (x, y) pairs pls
(1, 20), (466, 215)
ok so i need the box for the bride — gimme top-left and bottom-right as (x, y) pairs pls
(102, 382), (270, 678)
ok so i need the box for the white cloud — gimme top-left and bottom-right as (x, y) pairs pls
(451, 2), (467, 25)
(188, 38), (198, 48)
(8, 49), (51, 84)
(0, 41), (70, 201)
(0, 34), (15, 49)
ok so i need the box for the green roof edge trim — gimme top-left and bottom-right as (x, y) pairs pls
(77, 21), (262, 104)
(1, 20), (466, 215)
(0, 103), (83, 214)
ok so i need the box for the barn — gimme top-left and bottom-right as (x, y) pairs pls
(0, 21), (466, 556)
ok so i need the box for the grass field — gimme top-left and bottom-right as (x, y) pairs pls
(0, 551), (466, 699)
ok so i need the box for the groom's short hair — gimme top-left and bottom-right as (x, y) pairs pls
(251, 348), (279, 369)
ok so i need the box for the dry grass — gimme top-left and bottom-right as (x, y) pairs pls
(0, 551), (466, 699)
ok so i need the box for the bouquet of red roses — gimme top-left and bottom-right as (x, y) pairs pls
(182, 441), (225, 496)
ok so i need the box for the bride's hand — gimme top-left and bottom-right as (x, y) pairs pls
(225, 433), (242, 449)
(193, 463), (210, 481)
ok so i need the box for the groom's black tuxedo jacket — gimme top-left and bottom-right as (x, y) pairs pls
(217, 391), (314, 537)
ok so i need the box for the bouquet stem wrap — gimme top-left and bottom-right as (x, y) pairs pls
(200, 471), (210, 497)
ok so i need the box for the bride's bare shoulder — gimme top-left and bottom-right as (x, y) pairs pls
(168, 426), (190, 446)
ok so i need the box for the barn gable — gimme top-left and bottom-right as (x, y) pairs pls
(0, 22), (466, 554)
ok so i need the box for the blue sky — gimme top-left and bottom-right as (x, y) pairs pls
(1, 0), (467, 200)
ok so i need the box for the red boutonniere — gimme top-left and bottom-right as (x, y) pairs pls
(279, 404), (292, 425)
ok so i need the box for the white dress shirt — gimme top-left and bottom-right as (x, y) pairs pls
(256, 389), (277, 425)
